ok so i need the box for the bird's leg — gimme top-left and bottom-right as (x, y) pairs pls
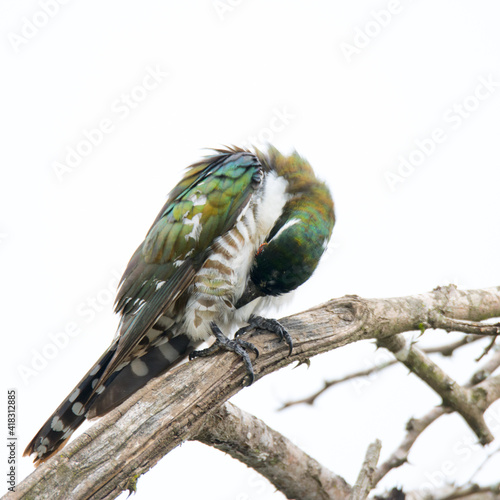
(189, 322), (259, 385)
(235, 314), (293, 356)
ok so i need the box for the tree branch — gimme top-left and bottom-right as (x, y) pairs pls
(194, 402), (352, 500)
(8, 285), (500, 499)
(350, 439), (382, 500)
(427, 315), (500, 336)
(471, 349), (500, 384)
(424, 335), (483, 356)
(279, 336), (482, 410)
(373, 406), (448, 485)
(406, 482), (500, 500)
(278, 360), (397, 410)
(374, 343), (500, 485)
(377, 334), (494, 444)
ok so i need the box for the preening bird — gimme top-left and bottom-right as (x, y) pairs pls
(24, 146), (335, 464)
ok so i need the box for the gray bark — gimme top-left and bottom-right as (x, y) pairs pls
(6, 285), (500, 500)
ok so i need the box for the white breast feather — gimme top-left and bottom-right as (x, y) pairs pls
(184, 170), (290, 341)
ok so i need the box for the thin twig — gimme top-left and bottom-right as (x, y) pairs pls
(374, 346), (500, 485)
(378, 334), (494, 444)
(408, 482), (500, 500)
(470, 349), (500, 384)
(424, 335), (483, 356)
(278, 360), (397, 410)
(476, 338), (498, 362)
(467, 445), (500, 484)
(373, 406), (447, 486)
(428, 314), (500, 336)
(280, 336), (484, 410)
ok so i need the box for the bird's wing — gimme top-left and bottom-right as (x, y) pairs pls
(96, 149), (263, 388)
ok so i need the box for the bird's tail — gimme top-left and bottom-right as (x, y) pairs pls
(24, 334), (198, 465)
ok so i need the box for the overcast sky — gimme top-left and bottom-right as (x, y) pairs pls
(2, 1), (500, 498)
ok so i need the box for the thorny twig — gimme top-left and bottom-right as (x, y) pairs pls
(279, 336), (485, 410)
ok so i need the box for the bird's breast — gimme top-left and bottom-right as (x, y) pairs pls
(183, 170), (289, 341)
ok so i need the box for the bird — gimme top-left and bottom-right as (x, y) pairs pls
(24, 145), (335, 465)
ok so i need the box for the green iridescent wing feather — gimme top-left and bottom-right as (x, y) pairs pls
(142, 152), (261, 264)
(98, 149), (263, 387)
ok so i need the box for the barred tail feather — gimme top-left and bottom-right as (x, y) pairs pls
(23, 345), (118, 465)
(24, 334), (197, 465)
(87, 334), (199, 418)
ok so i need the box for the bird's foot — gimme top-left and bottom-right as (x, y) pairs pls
(235, 315), (293, 356)
(190, 322), (259, 385)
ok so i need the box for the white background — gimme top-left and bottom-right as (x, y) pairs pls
(2, 1), (500, 498)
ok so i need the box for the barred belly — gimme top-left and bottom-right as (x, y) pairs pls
(184, 170), (289, 341)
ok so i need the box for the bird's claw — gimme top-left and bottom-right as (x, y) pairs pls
(190, 322), (259, 385)
(236, 315), (293, 356)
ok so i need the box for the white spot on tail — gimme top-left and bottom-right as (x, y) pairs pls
(158, 342), (180, 363)
(72, 402), (85, 416)
(115, 361), (130, 372)
(51, 416), (64, 432)
(37, 445), (48, 456)
(131, 359), (149, 377)
(69, 388), (80, 403)
(89, 364), (101, 377)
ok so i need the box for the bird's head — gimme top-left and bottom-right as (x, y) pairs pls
(237, 147), (335, 307)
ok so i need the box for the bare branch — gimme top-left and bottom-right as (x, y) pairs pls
(194, 402), (352, 500)
(471, 349), (500, 384)
(468, 445), (500, 484)
(278, 360), (397, 410)
(377, 334), (494, 444)
(405, 482), (500, 500)
(427, 315), (500, 337)
(350, 439), (382, 500)
(424, 335), (484, 356)
(373, 406), (447, 485)
(476, 373), (500, 408)
(280, 336), (481, 411)
(8, 285), (500, 499)
(476, 338), (498, 362)
(374, 344), (500, 485)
